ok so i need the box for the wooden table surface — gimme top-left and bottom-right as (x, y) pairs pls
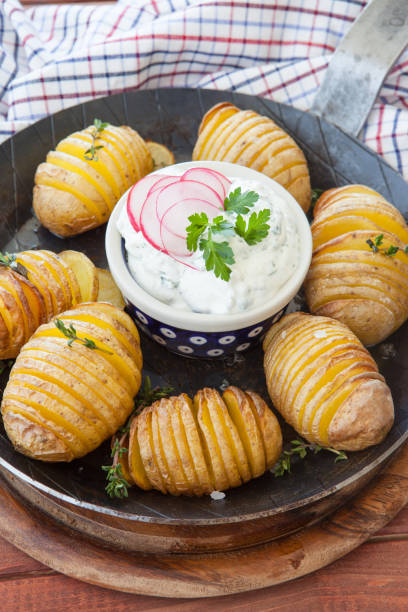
(1, 503), (407, 611)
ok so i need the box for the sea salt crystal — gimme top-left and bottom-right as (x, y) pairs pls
(210, 491), (226, 500)
(314, 330), (327, 338)
(281, 331), (287, 339)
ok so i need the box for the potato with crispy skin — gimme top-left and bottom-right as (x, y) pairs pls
(1, 302), (142, 462)
(33, 123), (154, 237)
(123, 387), (282, 496)
(305, 185), (408, 345)
(263, 312), (394, 451)
(192, 102), (311, 212)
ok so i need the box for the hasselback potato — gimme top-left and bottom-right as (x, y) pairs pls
(117, 387), (282, 496)
(33, 123), (153, 237)
(305, 185), (408, 345)
(192, 102), (311, 212)
(1, 302), (142, 461)
(263, 312), (394, 451)
(0, 249), (99, 359)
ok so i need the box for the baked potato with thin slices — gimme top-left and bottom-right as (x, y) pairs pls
(305, 185), (408, 345)
(192, 102), (311, 212)
(33, 122), (154, 237)
(0, 249), (100, 359)
(263, 312), (394, 451)
(116, 386), (282, 496)
(1, 302), (142, 461)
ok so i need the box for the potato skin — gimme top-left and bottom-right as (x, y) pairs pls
(192, 102), (311, 213)
(1, 303), (142, 462)
(33, 124), (153, 237)
(122, 387), (282, 496)
(305, 185), (408, 345)
(263, 312), (394, 451)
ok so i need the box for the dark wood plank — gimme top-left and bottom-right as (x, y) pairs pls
(0, 539), (407, 611)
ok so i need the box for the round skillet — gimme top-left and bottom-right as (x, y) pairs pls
(0, 88), (407, 537)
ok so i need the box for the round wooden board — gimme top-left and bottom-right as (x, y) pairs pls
(0, 443), (407, 599)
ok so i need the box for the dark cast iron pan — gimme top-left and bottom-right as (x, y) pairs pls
(0, 0), (407, 543)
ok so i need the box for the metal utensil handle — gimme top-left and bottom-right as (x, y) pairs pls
(311, 0), (408, 137)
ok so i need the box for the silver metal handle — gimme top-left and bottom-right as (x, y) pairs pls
(311, 0), (408, 137)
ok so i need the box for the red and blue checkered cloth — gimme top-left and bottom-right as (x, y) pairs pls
(0, 0), (407, 177)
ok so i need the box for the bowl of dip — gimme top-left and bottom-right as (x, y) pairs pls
(106, 161), (312, 358)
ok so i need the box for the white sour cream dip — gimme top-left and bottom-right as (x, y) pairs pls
(117, 177), (300, 315)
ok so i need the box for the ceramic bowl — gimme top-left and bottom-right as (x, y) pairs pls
(105, 161), (312, 359)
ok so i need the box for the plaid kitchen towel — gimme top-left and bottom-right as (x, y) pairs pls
(0, 0), (407, 177)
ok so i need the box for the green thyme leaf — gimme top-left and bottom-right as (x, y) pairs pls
(234, 209), (271, 245)
(310, 187), (324, 209)
(273, 439), (347, 477)
(367, 234), (407, 257)
(0, 252), (28, 279)
(83, 118), (109, 161)
(101, 463), (130, 499)
(54, 319), (113, 354)
(224, 187), (259, 215)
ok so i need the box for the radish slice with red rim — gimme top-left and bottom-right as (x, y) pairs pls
(181, 168), (231, 201)
(161, 198), (220, 249)
(156, 180), (222, 223)
(139, 186), (170, 252)
(127, 174), (171, 232)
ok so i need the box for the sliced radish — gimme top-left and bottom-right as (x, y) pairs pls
(161, 198), (220, 245)
(181, 168), (231, 201)
(139, 185), (169, 252)
(127, 174), (169, 232)
(150, 175), (179, 193)
(156, 180), (222, 224)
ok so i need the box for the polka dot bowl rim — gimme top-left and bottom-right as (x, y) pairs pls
(105, 161), (312, 334)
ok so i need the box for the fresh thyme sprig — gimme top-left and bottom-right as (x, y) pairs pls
(102, 463), (130, 499)
(54, 319), (113, 354)
(84, 118), (109, 161)
(311, 187), (324, 209)
(186, 189), (270, 281)
(102, 376), (174, 499)
(0, 252), (28, 279)
(366, 233), (408, 257)
(273, 439), (347, 477)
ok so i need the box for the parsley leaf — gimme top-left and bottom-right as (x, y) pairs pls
(235, 209), (271, 245)
(200, 236), (235, 281)
(224, 187), (259, 214)
(186, 212), (209, 251)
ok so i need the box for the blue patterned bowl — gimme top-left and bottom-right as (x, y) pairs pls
(105, 161), (312, 359)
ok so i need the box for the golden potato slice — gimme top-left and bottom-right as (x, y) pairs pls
(59, 250), (99, 302)
(199, 388), (242, 489)
(245, 391), (282, 469)
(222, 386), (266, 478)
(156, 399), (191, 495)
(0, 284), (26, 359)
(169, 396), (204, 495)
(96, 268), (125, 309)
(145, 141), (175, 170)
(18, 251), (66, 315)
(136, 407), (166, 493)
(177, 394), (213, 494)
(194, 391), (230, 491)
(128, 421), (151, 490)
